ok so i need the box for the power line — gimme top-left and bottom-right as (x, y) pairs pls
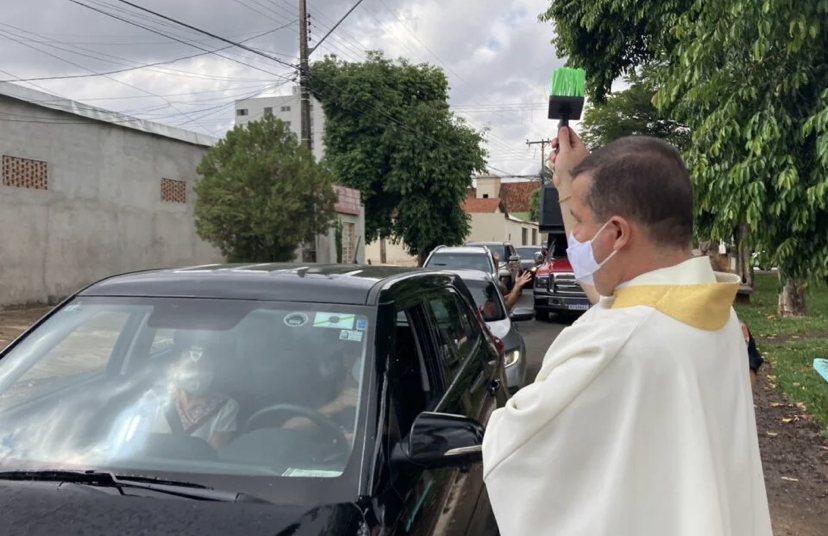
(114, 0), (296, 70)
(65, 0), (294, 80)
(0, 22), (293, 84)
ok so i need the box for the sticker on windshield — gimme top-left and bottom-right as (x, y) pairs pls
(313, 313), (354, 329)
(282, 468), (342, 478)
(284, 312), (309, 327)
(356, 319), (368, 331)
(63, 304), (82, 313)
(339, 329), (363, 342)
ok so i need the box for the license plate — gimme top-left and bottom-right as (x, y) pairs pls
(567, 303), (590, 311)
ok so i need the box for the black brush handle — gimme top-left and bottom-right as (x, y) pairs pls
(554, 114), (570, 155)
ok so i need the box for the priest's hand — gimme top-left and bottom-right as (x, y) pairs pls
(549, 127), (589, 196)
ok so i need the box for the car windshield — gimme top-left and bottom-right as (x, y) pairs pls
(516, 247), (538, 258)
(464, 280), (507, 322)
(426, 253), (490, 273)
(0, 297), (372, 486)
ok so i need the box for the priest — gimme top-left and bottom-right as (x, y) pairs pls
(482, 128), (773, 536)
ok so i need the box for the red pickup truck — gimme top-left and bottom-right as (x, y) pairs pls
(532, 232), (591, 321)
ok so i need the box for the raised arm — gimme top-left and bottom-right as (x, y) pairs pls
(550, 128), (601, 305)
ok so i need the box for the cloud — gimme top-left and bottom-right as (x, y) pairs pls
(1, 0), (568, 175)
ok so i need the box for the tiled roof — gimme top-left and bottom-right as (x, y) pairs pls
(461, 193), (502, 213)
(500, 181), (540, 213)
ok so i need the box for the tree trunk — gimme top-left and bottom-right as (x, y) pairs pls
(417, 251), (428, 267)
(733, 224), (754, 288)
(380, 237), (387, 264)
(778, 276), (807, 317)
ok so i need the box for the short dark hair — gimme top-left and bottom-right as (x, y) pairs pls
(570, 136), (693, 248)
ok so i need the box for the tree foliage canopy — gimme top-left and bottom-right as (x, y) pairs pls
(539, 0), (691, 102)
(310, 51), (488, 261)
(658, 0), (828, 282)
(194, 115), (337, 262)
(580, 65), (689, 150)
(541, 0), (828, 289)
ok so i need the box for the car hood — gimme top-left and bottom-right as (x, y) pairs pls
(0, 480), (360, 536)
(537, 258), (572, 276)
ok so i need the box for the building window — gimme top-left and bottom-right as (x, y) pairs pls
(482, 193), (489, 198)
(301, 240), (316, 262)
(161, 178), (186, 204)
(264, 107), (273, 115)
(285, 120), (292, 127)
(281, 105), (291, 112)
(236, 109), (248, 117)
(2, 155), (48, 190)
(532, 228), (538, 245)
(342, 221), (356, 262)
(522, 228), (528, 245)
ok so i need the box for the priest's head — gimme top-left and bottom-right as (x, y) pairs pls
(567, 136), (694, 296)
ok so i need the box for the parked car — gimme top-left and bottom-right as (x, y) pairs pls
(423, 245), (504, 285)
(464, 241), (521, 290)
(515, 246), (541, 274)
(0, 264), (506, 536)
(447, 270), (532, 392)
(533, 233), (591, 321)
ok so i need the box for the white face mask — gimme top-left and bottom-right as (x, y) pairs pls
(566, 220), (618, 287)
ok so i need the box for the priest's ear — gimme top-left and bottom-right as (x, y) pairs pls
(605, 216), (632, 252)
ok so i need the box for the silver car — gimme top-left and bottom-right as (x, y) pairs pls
(451, 270), (532, 393)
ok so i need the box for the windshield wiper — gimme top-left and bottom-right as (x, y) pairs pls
(0, 470), (269, 503)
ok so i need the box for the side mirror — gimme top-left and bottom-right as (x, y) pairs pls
(508, 255), (520, 263)
(533, 252), (544, 265)
(391, 412), (484, 469)
(510, 307), (534, 322)
(498, 269), (511, 279)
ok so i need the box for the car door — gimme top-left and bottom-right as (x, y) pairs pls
(421, 287), (504, 535)
(506, 244), (520, 279)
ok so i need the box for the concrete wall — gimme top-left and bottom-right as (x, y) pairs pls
(0, 96), (223, 306)
(476, 175), (501, 199)
(365, 238), (418, 266)
(467, 214), (540, 245)
(316, 212), (366, 264)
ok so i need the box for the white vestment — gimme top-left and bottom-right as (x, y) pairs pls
(482, 257), (773, 536)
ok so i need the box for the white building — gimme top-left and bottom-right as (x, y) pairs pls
(234, 87), (326, 161)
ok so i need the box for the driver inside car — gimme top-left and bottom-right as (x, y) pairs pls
(151, 342), (240, 450)
(282, 345), (363, 444)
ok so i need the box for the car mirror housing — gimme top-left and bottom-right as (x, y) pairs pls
(508, 255), (520, 263)
(509, 307), (534, 322)
(391, 412), (484, 469)
(533, 252), (544, 265)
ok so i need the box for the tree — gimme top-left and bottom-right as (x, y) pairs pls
(529, 187), (541, 223)
(657, 0), (828, 316)
(310, 52), (488, 264)
(194, 115), (337, 262)
(540, 0), (828, 316)
(539, 0), (691, 103)
(580, 65), (690, 151)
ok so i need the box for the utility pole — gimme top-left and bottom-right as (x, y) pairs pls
(298, 0), (312, 153)
(526, 139), (552, 183)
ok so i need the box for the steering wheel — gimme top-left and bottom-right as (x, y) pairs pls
(243, 404), (350, 458)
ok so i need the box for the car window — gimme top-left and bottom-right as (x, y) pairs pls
(425, 253), (491, 273)
(465, 280), (507, 322)
(1, 309), (130, 407)
(508, 245), (517, 259)
(425, 290), (481, 375)
(0, 297), (373, 482)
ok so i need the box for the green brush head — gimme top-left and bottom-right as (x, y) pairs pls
(549, 67), (586, 97)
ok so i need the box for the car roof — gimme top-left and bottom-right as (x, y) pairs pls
(429, 246), (492, 255)
(466, 241), (509, 246)
(78, 263), (447, 305)
(440, 269), (497, 283)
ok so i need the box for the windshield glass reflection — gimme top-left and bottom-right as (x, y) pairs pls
(0, 297), (371, 481)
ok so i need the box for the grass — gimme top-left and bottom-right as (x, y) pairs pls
(735, 274), (828, 431)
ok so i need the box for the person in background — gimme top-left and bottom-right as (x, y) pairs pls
(500, 271), (533, 311)
(705, 252), (764, 388)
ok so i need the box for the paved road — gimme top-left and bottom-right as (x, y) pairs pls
(514, 294), (571, 383)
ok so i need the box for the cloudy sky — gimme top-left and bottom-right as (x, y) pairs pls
(2, 0), (570, 176)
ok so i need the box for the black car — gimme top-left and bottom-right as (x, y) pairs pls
(0, 264), (507, 536)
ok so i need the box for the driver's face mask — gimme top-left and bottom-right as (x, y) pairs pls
(174, 347), (213, 395)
